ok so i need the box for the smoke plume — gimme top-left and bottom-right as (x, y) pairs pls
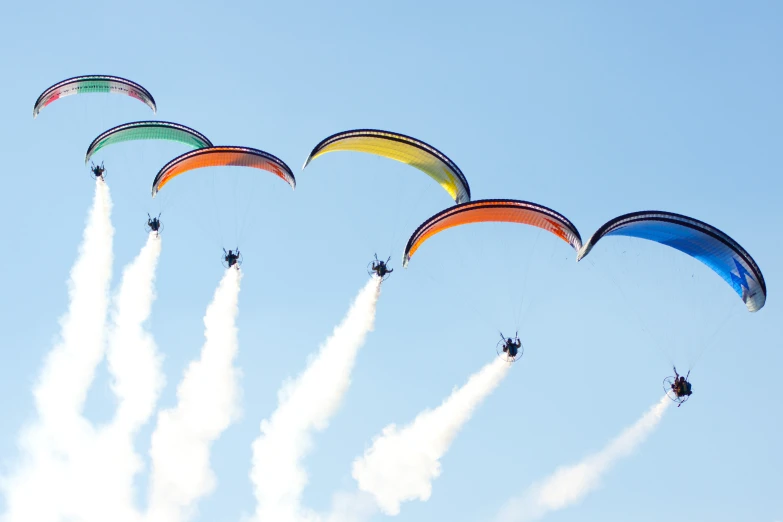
(495, 394), (671, 522)
(353, 356), (510, 515)
(0, 180), (114, 522)
(146, 268), (243, 522)
(249, 276), (382, 522)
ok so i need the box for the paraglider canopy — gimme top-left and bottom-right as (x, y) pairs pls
(304, 129), (471, 204)
(86, 121), (212, 164)
(577, 210), (766, 312)
(152, 146), (295, 197)
(403, 199), (583, 267)
(149, 145), (295, 268)
(33, 75), (156, 118)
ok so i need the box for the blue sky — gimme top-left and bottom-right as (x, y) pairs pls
(0, 1), (781, 521)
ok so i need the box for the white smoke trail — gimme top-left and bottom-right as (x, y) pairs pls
(83, 232), (164, 522)
(323, 491), (379, 522)
(0, 180), (114, 522)
(248, 276), (382, 522)
(107, 232), (164, 432)
(50, 233), (165, 522)
(146, 268), (243, 522)
(352, 356), (510, 516)
(495, 394), (671, 522)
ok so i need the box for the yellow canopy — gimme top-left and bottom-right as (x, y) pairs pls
(304, 129), (471, 204)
